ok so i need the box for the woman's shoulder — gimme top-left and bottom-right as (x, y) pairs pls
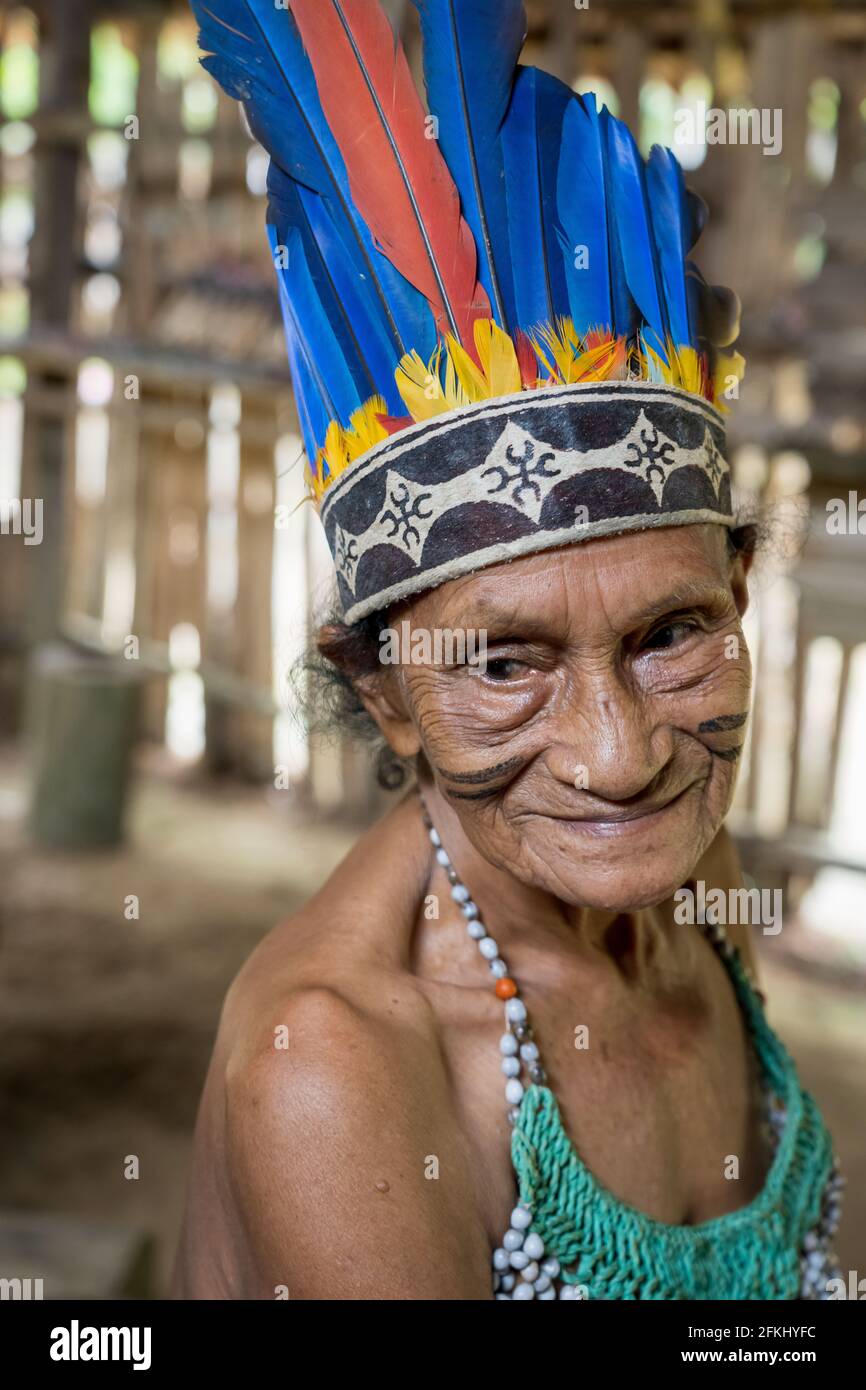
(220, 790), (436, 1071)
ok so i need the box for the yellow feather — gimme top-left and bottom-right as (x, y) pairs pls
(712, 350), (746, 411)
(530, 324), (573, 383)
(669, 343), (704, 396)
(446, 333), (487, 402)
(345, 395), (389, 461)
(558, 316), (583, 355)
(321, 418), (350, 484)
(641, 341), (676, 387)
(567, 336), (624, 385)
(473, 318), (522, 398)
(395, 348), (449, 420)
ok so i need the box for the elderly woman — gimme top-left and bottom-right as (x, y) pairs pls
(174, 0), (842, 1300)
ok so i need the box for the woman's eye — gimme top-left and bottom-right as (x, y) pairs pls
(482, 657), (526, 681)
(643, 621), (698, 652)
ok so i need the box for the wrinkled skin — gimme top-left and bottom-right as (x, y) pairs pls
(363, 523), (751, 916)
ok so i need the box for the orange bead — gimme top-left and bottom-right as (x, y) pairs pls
(495, 977), (518, 1000)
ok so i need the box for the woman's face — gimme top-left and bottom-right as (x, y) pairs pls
(370, 524), (752, 912)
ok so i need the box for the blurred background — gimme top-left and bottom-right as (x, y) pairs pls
(0, 0), (863, 1299)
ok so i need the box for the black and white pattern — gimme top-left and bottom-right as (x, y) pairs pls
(320, 381), (733, 624)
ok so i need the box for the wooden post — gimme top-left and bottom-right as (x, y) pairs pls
(133, 380), (209, 744)
(544, 0), (580, 88)
(228, 389), (278, 779)
(834, 46), (866, 186)
(21, 0), (91, 645)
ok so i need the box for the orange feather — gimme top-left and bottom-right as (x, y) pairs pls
(288, 0), (491, 351)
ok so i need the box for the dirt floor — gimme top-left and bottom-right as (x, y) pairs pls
(0, 745), (864, 1297)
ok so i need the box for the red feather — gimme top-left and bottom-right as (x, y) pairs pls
(514, 329), (538, 388)
(376, 412), (413, 435)
(288, 0), (491, 351)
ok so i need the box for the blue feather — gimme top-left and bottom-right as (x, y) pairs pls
(555, 94), (614, 337)
(646, 144), (692, 347)
(411, 0), (526, 333)
(191, 0), (436, 367)
(501, 66), (573, 336)
(277, 297), (331, 470)
(268, 167), (406, 416)
(272, 226), (363, 427)
(601, 108), (667, 354)
(266, 224), (335, 465)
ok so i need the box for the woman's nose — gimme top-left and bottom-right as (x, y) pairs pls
(544, 681), (674, 803)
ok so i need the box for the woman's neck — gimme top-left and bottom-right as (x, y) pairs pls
(417, 781), (670, 982)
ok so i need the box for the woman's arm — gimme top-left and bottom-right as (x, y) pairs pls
(224, 984), (494, 1300)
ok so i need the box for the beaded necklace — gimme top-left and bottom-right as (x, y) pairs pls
(421, 806), (845, 1301)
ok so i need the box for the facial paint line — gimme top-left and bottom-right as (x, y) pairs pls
(433, 756), (525, 785)
(710, 745), (743, 762)
(698, 712), (749, 734)
(444, 785), (508, 801)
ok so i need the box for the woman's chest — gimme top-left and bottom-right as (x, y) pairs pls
(438, 942), (774, 1247)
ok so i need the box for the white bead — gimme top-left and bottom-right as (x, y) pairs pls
(538, 1287), (556, 1300)
(500, 1033), (519, 1056)
(495, 1293), (510, 1300)
(510, 1206), (532, 1230)
(467, 920), (486, 939)
(428, 828), (441, 847)
(503, 1228), (524, 1252)
(435, 848), (449, 866)
(451, 884), (469, 903)
(501, 1273), (516, 1291)
(501, 1056), (520, 1077)
(509, 1250), (530, 1270)
(461, 902), (479, 919)
(519, 1041), (539, 1063)
(505, 998), (527, 1023)
(492, 1247), (510, 1271)
(478, 936), (499, 960)
(559, 1284), (577, 1300)
(523, 1232), (545, 1260)
(521, 1261), (539, 1283)
(534, 1275), (551, 1293)
(490, 958), (508, 978)
(512, 1281), (535, 1299)
(505, 1078), (524, 1105)
(540, 1256), (560, 1278)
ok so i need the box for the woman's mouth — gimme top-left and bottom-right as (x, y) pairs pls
(535, 783), (697, 838)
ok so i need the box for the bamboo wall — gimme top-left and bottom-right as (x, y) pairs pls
(0, 0), (864, 828)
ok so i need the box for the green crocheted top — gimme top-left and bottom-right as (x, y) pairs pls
(511, 931), (836, 1300)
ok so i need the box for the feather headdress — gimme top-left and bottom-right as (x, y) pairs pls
(192, 0), (744, 623)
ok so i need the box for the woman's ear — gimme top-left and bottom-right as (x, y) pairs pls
(316, 620), (422, 760)
(730, 549), (754, 619)
(355, 669), (423, 760)
(727, 528), (756, 619)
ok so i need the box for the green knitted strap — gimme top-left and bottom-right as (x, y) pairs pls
(511, 944), (835, 1300)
